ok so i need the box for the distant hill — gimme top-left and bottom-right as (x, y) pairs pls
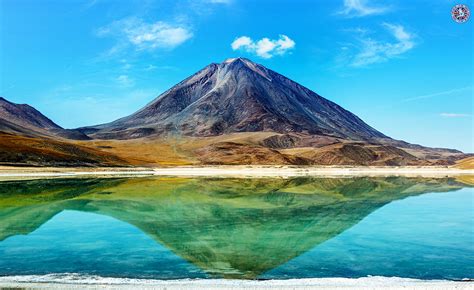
(0, 97), (89, 140)
(0, 97), (125, 166)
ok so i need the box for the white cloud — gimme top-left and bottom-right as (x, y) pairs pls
(127, 22), (192, 49)
(231, 36), (252, 50)
(276, 35), (296, 51)
(255, 38), (277, 58)
(351, 23), (415, 67)
(231, 35), (295, 58)
(97, 17), (193, 54)
(339, 0), (389, 17)
(440, 113), (471, 118)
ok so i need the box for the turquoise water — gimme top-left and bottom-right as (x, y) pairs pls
(0, 176), (472, 280)
(267, 189), (474, 280)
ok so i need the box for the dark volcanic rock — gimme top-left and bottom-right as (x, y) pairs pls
(83, 58), (387, 141)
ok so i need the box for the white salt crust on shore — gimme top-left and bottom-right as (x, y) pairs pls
(0, 275), (472, 290)
(0, 165), (473, 180)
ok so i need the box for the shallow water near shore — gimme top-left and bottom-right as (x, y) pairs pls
(0, 176), (472, 281)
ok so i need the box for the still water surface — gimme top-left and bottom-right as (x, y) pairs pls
(0, 176), (472, 280)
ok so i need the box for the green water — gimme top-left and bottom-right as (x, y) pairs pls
(0, 176), (472, 280)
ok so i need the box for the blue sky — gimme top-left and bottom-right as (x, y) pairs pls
(0, 0), (472, 152)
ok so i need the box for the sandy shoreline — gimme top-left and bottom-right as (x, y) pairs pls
(0, 276), (472, 290)
(0, 165), (472, 179)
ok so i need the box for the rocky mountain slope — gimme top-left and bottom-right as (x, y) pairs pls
(82, 58), (387, 141)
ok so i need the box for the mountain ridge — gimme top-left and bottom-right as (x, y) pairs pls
(0, 97), (90, 140)
(82, 58), (388, 141)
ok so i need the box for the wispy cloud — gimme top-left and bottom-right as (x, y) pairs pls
(97, 17), (193, 55)
(183, 0), (233, 17)
(342, 27), (370, 35)
(116, 75), (135, 87)
(231, 35), (295, 59)
(338, 0), (390, 17)
(82, 0), (99, 10)
(440, 113), (471, 118)
(143, 64), (178, 71)
(404, 86), (472, 102)
(351, 23), (415, 67)
(145, 64), (158, 71)
(374, 86), (473, 110)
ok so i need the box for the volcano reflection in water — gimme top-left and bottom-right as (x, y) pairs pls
(0, 176), (472, 280)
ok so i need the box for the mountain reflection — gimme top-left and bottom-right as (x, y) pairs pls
(0, 176), (469, 278)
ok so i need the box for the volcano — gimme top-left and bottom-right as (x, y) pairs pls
(82, 58), (387, 141)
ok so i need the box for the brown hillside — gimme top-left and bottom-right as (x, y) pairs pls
(0, 133), (126, 167)
(455, 157), (474, 169)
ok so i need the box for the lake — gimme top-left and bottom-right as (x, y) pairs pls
(0, 176), (472, 281)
